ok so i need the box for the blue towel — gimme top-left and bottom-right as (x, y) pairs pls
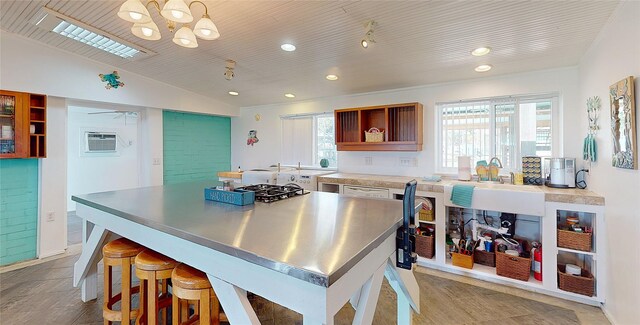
(451, 184), (475, 207)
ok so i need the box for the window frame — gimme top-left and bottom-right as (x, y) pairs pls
(436, 93), (559, 174)
(280, 112), (337, 168)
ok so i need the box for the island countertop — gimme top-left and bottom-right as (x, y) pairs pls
(72, 181), (403, 287)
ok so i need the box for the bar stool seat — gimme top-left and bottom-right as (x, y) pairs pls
(102, 238), (144, 325)
(135, 249), (178, 325)
(171, 263), (227, 325)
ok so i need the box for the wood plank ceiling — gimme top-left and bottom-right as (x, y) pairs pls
(0, 1), (621, 107)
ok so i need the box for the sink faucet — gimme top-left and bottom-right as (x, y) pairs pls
(488, 157), (503, 182)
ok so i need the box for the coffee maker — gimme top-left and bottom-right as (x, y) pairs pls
(544, 158), (576, 188)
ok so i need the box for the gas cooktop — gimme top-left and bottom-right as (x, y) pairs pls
(237, 184), (308, 203)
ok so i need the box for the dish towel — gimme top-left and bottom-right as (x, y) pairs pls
(451, 184), (475, 207)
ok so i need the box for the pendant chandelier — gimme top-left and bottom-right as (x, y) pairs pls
(118, 0), (219, 48)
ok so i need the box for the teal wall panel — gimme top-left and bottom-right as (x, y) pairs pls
(0, 159), (38, 266)
(163, 111), (231, 184)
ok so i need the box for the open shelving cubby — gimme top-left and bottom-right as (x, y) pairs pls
(334, 102), (423, 151)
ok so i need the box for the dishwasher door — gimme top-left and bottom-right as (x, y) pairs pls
(342, 185), (389, 199)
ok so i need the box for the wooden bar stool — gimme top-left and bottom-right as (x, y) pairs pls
(171, 263), (227, 325)
(135, 249), (178, 325)
(102, 238), (144, 325)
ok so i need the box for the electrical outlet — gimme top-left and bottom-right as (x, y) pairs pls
(364, 157), (373, 165)
(399, 157), (418, 167)
(46, 212), (55, 222)
(153, 158), (161, 165)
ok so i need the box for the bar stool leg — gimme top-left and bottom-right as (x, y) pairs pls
(180, 300), (188, 321)
(136, 279), (146, 325)
(147, 271), (157, 325)
(200, 289), (211, 325)
(172, 291), (180, 324)
(211, 289), (220, 325)
(160, 279), (168, 323)
(122, 258), (132, 324)
(103, 262), (112, 325)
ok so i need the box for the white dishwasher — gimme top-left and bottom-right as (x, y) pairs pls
(342, 185), (389, 199)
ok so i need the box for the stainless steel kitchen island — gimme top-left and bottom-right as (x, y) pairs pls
(72, 181), (419, 325)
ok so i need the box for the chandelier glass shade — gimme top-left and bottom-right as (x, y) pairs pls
(131, 21), (161, 40)
(118, 0), (219, 48)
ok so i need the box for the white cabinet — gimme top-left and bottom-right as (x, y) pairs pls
(544, 202), (605, 303)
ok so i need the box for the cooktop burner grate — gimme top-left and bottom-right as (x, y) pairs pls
(237, 183), (308, 203)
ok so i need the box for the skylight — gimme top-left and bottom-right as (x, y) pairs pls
(52, 21), (139, 59)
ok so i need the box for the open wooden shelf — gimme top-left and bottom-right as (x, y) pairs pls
(334, 102), (423, 151)
(0, 90), (46, 159)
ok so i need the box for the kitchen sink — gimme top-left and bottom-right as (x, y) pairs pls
(444, 180), (545, 215)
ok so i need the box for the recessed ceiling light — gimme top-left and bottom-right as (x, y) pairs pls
(475, 64), (493, 72)
(284, 93), (296, 98)
(228, 91), (239, 96)
(281, 43), (296, 52)
(326, 74), (338, 81)
(471, 47), (491, 56)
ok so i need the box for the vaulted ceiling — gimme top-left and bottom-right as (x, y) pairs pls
(0, 1), (620, 107)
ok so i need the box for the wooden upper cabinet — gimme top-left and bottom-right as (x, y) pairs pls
(335, 102), (423, 151)
(0, 90), (47, 159)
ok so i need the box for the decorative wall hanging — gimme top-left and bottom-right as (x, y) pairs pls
(99, 71), (125, 89)
(247, 129), (259, 146)
(609, 76), (637, 169)
(583, 96), (600, 162)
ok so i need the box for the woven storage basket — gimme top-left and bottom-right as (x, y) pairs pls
(415, 234), (434, 259)
(558, 264), (594, 296)
(557, 229), (592, 252)
(496, 251), (531, 281)
(364, 127), (384, 142)
(473, 249), (496, 267)
(452, 252), (474, 269)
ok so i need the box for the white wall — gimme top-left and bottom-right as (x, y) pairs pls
(0, 31), (238, 117)
(67, 107), (140, 211)
(138, 107), (164, 187)
(577, 2), (640, 324)
(38, 97), (67, 258)
(232, 67), (580, 175)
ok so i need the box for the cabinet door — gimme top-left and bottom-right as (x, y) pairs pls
(0, 90), (28, 158)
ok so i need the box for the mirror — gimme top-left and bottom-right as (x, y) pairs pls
(609, 76), (637, 169)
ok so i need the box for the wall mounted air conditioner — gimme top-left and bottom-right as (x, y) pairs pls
(84, 132), (117, 153)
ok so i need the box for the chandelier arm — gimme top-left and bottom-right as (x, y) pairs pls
(145, 0), (162, 12)
(188, 1), (209, 16)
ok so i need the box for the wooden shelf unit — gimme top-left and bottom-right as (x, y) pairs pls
(334, 102), (423, 151)
(0, 90), (46, 159)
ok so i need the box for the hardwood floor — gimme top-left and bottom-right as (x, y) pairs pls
(0, 254), (609, 324)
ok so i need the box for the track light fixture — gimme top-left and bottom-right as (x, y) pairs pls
(361, 20), (376, 49)
(224, 59), (236, 80)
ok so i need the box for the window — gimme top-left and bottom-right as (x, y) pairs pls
(281, 113), (337, 167)
(437, 95), (556, 173)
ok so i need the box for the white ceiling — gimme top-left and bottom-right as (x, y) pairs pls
(0, 0), (621, 108)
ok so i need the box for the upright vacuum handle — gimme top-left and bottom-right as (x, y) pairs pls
(397, 180), (418, 269)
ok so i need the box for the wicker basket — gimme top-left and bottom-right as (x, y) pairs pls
(558, 264), (594, 296)
(418, 199), (434, 222)
(364, 127), (384, 142)
(452, 252), (474, 269)
(557, 229), (592, 252)
(496, 251), (531, 281)
(473, 249), (496, 267)
(415, 234), (434, 259)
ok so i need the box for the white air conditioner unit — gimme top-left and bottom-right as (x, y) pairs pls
(85, 132), (117, 153)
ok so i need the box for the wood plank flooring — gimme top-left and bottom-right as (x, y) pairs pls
(0, 254), (609, 324)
